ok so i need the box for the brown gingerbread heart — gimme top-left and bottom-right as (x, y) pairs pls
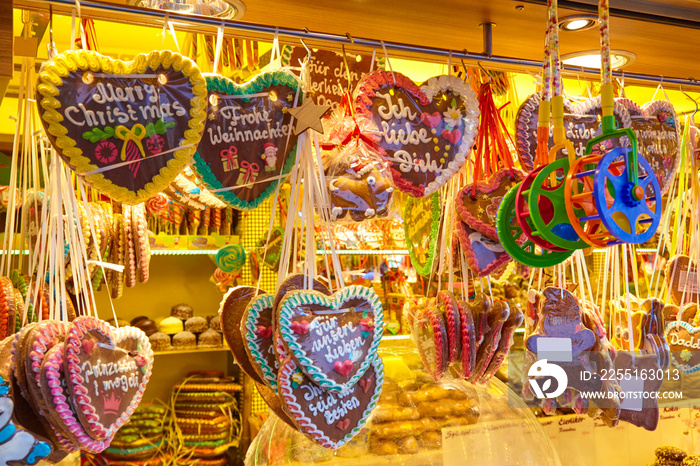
(354, 71), (479, 197)
(665, 320), (700, 373)
(277, 355), (383, 449)
(219, 286), (266, 385)
(64, 316), (153, 441)
(412, 306), (448, 381)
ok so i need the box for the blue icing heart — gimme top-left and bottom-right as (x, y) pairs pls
(190, 187), (201, 194)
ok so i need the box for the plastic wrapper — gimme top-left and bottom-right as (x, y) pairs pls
(321, 110), (395, 223)
(246, 346), (560, 466)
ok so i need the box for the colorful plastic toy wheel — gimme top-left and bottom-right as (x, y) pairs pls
(527, 159), (589, 250)
(497, 184), (573, 268)
(564, 154), (619, 248)
(593, 147), (661, 244)
(515, 166), (568, 252)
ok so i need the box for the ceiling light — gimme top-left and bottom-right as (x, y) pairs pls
(561, 50), (636, 70)
(559, 15), (597, 31)
(131, 0), (246, 20)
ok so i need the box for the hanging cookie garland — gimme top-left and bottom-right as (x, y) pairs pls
(36, 50), (207, 205)
(191, 71), (302, 210)
(354, 70), (479, 197)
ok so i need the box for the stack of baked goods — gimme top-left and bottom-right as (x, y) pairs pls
(171, 372), (242, 464)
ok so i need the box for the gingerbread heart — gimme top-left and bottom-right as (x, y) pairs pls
(64, 317), (153, 441)
(456, 168), (525, 239)
(219, 286), (266, 385)
(412, 306), (449, 381)
(253, 227), (285, 271)
(354, 71), (479, 197)
(404, 192), (440, 277)
(242, 294), (279, 392)
(36, 50), (207, 205)
(666, 255), (699, 306)
(191, 71), (301, 210)
(515, 94), (632, 171)
(436, 291), (461, 364)
(277, 355), (383, 449)
(617, 99), (680, 194)
(666, 320), (700, 373)
(277, 285), (384, 393)
(281, 46), (377, 111)
(454, 218), (511, 277)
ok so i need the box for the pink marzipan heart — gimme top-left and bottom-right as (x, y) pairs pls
(359, 378), (371, 393)
(290, 320), (309, 335)
(334, 359), (353, 377)
(336, 418), (350, 431)
(442, 128), (461, 144)
(257, 326), (273, 339)
(420, 112), (441, 128)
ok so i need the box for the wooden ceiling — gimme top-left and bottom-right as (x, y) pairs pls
(9, 0), (700, 85)
(76, 0), (700, 82)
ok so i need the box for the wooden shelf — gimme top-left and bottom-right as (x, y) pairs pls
(154, 346), (230, 356)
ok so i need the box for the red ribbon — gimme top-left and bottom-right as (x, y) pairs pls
(220, 146), (239, 171)
(240, 161), (260, 183)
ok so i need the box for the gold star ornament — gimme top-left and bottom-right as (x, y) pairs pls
(287, 97), (331, 136)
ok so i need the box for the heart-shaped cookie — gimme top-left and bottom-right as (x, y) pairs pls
(456, 168), (526, 239)
(281, 46), (376, 111)
(412, 306), (448, 381)
(253, 227), (285, 271)
(454, 218), (511, 277)
(41, 344), (112, 453)
(354, 71), (479, 197)
(36, 50), (207, 204)
(242, 294), (279, 392)
(277, 355), (383, 449)
(436, 291), (460, 364)
(219, 286), (266, 385)
(617, 99), (680, 194)
(277, 285), (384, 393)
(666, 255), (699, 306)
(404, 192), (441, 277)
(515, 94), (632, 171)
(191, 71), (301, 210)
(665, 320), (700, 373)
(64, 317), (153, 441)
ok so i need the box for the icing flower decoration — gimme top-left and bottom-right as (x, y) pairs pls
(95, 140), (118, 164)
(442, 107), (462, 129)
(135, 354), (147, 367)
(359, 317), (374, 338)
(681, 349), (692, 362)
(291, 369), (304, 389)
(591, 139), (613, 156)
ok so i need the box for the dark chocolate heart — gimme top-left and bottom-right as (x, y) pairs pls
(36, 50), (207, 204)
(355, 71), (479, 197)
(277, 285), (383, 393)
(192, 71), (301, 210)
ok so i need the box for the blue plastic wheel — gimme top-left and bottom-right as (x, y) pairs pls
(593, 147), (662, 244)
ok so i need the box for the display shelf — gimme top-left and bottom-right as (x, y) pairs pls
(316, 249), (409, 256)
(154, 345), (230, 356)
(150, 249), (221, 255)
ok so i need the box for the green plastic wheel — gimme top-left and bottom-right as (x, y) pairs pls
(527, 159), (589, 250)
(497, 184), (573, 268)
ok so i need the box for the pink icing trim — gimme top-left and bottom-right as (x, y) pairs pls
(436, 291), (460, 364)
(456, 301), (476, 379)
(44, 344), (111, 453)
(64, 316), (153, 441)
